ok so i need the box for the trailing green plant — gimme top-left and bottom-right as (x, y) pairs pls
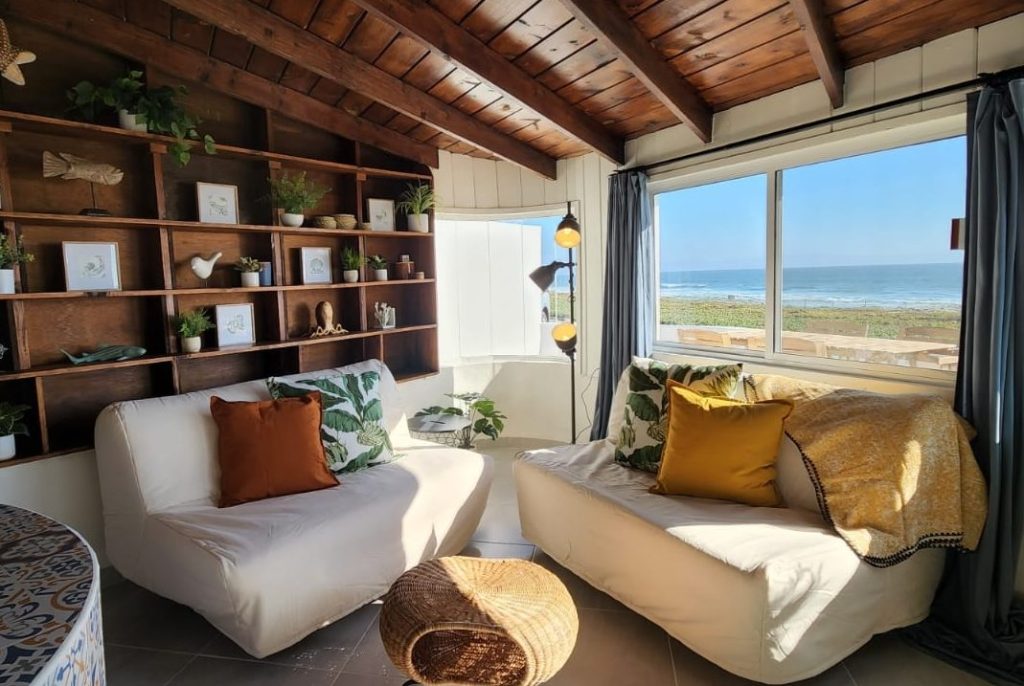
(341, 247), (364, 271)
(66, 71), (215, 166)
(415, 392), (507, 447)
(395, 183), (437, 215)
(366, 254), (387, 270)
(174, 308), (215, 338)
(0, 401), (30, 437)
(0, 234), (34, 269)
(235, 256), (261, 273)
(269, 172), (330, 214)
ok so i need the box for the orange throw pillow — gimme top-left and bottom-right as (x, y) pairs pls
(210, 393), (337, 507)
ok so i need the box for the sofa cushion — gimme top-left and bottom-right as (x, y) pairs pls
(651, 383), (792, 507)
(134, 441), (494, 657)
(268, 369), (396, 473)
(613, 357), (742, 472)
(210, 394), (337, 507)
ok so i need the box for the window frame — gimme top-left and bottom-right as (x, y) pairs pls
(434, 202), (580, 365)
(650, 120), (966, 384)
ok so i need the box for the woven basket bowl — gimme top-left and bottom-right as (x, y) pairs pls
(380, 557), (579, 686)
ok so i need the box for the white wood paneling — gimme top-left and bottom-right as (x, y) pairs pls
(874, 48), (923, 120)
(451, 154), (477, 208)
(472, 157), (500, 208)
(923, 30), (978, 108)
(521, 166), (545, 207)
(496, 162), (522, 208)
(433, 149), (454, 209)
(977, 13), (1024, 72)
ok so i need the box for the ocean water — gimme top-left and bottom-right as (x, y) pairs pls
(659, 263), (963, 309)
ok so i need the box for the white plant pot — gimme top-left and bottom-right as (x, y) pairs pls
(407, 213), (430, 233)
(0, 269), (14, 294)
(0, 434), (15, 461)
(118, 109), (147, 132)
(374, 269), (389, 281)
(281, 213), (305, 227)
(181, 336), (202, 354)
(240, 272), (260, 288)
(343, 269), (359, 283)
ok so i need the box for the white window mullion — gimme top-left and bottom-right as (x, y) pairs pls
(765, 169), (783, 361)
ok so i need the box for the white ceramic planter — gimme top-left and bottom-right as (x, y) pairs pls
(281, 213), (305, 227)
(0, 269), (14, 294)
(181, 336), (202, 354)
(0, 434), (15, 461)
(343, 269), (359, 283)
(407, 213), (429, 233)
(374, 269), (389, 281)
(240, 271), (260, 288)
(118, 109), (147, 132)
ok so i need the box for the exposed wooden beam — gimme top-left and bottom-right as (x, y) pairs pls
(351, 0), (624, 164)
(8, 0), (439, 168)
(788, 0), (845, 108)
(558, 0), (712, 143)
(162, 0), (558, 179)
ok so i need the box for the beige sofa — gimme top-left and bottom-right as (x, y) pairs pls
(94, 359), (493, 658)
(515, 373), (945, 684)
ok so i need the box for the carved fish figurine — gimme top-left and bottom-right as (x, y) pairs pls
(0, 20), (35, 87)
(43, 151), (124, 186)
(190, 252), (223, 281)
(60, 345), (146, 365)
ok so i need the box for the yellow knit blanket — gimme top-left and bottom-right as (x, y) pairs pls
(746, 375), (987, 567)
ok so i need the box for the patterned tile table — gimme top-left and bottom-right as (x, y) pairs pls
(0, 505), (104, 685)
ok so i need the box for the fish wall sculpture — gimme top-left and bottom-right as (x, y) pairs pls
(42, 151), (124, 186)
(60, 345), (146, 365)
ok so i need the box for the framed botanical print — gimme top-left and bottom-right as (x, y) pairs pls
(62, 241), (121, 291)
(196, 182), (240, 224)
(215, 303), (256, 347)
(300, 247), (333, 284)
(366, 198), (395, 232)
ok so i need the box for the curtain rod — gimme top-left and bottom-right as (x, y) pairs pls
(627, 64), (1024, 176)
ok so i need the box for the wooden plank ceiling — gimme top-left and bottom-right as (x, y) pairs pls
(26, 0), (1024, 176)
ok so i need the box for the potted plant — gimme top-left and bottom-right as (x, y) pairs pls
(66, 71), (215, 165)
(367, 254), (388, 281)
(0, 234), (33, 294)
(396, 183), (436, 233)
(414, 393), (506, 449)
(174, 308), (214, 354)
(0, 401), (29, 461)
(270, 172), (330, 227)
(235, 256), (262, 288)
(341, 247), (363, 283)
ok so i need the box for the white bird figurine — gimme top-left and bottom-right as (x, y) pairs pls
(190, 252), (222, 282)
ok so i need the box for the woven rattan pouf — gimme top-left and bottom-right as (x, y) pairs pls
(380, 556), (579, 686)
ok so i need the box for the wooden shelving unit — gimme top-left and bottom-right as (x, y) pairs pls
(0, 98), (439, 468)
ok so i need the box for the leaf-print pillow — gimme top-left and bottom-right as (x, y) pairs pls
(614, 358), (742, 473)
(267, 371), (395, 474)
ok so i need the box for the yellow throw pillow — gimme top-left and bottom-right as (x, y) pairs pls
(651, 381), (794, 507)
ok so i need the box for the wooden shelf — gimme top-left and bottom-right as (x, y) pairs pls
(0, 211), (433, 238)
(0, 326), (438, 381)
(0, 280), (436, 300)
(0, 62), (438, 469)
(0, 109), (432, 181)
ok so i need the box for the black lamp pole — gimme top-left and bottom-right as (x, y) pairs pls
(567, 246), (576, 444)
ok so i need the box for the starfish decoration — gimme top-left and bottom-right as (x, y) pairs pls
(0, 19), (35, 86)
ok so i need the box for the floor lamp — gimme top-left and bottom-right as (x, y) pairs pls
(529, 202), (581, 444)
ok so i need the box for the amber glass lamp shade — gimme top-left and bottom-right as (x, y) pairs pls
(552, 322), (577, 353)
(555, 203), (581, 248)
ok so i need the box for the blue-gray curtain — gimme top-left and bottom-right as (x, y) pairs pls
(905, 77), (1024, 685)
(590, 170), (653, 440)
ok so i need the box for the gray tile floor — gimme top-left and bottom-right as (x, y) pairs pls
(102, 438), (987, 686)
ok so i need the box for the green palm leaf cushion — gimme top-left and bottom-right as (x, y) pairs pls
(267, 371), (395, 474)
(614, 358), (742, 472)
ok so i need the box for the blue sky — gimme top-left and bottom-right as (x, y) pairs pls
(657, 136), (967, 272)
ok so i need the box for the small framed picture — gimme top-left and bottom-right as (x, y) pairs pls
(300, 247), (333, 284)
(215, 303), (256, 347)
(196, 182), (240, 224)
(63, 241), (121, 291)
(366, 198), (395, 232)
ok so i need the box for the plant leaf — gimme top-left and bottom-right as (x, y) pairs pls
(626, 393), (660, 422)
(628, 365), (660, 392)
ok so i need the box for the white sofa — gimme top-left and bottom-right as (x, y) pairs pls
(515, 374), (945, 684)
(94, 359), (493, 658)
